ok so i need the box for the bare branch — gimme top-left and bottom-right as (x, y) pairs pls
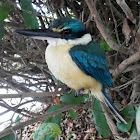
(0, 91), (63, 99)
(85, 0), (129, 54)
(100, 103), (119, 136)
(116, 0), (135, 23)
(113, 51), (140, 77)
(0, 103), (88, 138)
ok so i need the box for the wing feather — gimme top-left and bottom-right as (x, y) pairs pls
(69, 41), (113, 88)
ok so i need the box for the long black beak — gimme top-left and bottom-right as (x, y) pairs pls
(15, 29), (60, 40)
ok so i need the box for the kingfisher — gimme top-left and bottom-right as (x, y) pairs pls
(16, 17), (127, 124)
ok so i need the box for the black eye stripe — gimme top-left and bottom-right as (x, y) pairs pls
(62, 29), (72, 34)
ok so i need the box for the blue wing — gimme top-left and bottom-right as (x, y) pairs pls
(69, 41), (113, 88)
(69, 41), (128, 124)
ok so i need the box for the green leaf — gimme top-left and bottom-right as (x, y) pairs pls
(129, 124), (138, 139)
(45, 104), (62, 125)
(44, 134), (55, 140)
(117, 118), (133, 132)
(0, 4), (11, 21)
(20, 0), (39, 29)
(121, 105), (134, 116)
(44, 105), (62, 140)
(129, 110), (136, 117)
(0, 18), (4, 41)
(0, 133), (17, 140)
(117, 105), (134, 132)
(100, 35), (117, 51)
(100, 39), (113, 51)
(15, 115), (20, 125)
(33, 123), (61, 140)
(136, 104), (140, 135)
(45, 105), (63, 114)
(52, 75), (63, 85)
(60, 92), (89, 103)
(68, 109), (78, 120)
(111, 36), (117, 43)
(92, 99), (110, 138)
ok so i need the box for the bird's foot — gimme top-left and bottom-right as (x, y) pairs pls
(75, 88), (84, 97)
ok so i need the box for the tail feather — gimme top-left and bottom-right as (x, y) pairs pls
(103, 89), (127, 124)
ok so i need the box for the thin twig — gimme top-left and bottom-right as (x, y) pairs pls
(0, 103), (88, 138)
(85, 0), (129, 54)
(109, 0), (121, 46)
(7, 0), (53, 19)
(113, 51), (140, 77)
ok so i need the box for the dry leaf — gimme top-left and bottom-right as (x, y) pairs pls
(53, 96), (60, 104)
(121, 98), (127, 105)
(122, 18), (131, 45)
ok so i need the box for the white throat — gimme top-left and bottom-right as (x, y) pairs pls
(47, 33), (92, 47)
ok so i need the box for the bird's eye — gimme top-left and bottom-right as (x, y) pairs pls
(62, 29), (72, 35)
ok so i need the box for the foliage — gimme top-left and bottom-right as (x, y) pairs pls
(0, 133), (18, 140)
(92, 99), (110, 137)
(33, 123), (61, 140)
(60, 92), (89, 103)
(44, 105), (62, 140)
(0, 0), (140, 139)
(100, 36), (116, 51)
(136, 104), (140, 136)
(0, 3), (11, 41)
(0, 4), (11, 21)
(129, 124), (137, 139)
(20, 0), (39, 29)
(117, 105), (134, 132)
(68, 109), (78, 120)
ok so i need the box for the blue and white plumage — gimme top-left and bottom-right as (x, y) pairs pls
(16, 17), (127, 124)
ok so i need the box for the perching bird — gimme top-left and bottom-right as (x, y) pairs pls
(16, 17), (127, 124)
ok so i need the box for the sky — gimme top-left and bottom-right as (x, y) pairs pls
(0, 88), (43, 131)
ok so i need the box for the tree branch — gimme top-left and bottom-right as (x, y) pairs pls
(100, 103), (119, 137)
(85, 0), (129, 54)
(0, 103), (88, 138)
(0, 91), (63, 99)
(113, 5), (140, 77)
(113, 51), (140, 77)
(116, 0), (135, 23)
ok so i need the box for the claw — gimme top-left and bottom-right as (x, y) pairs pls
(75, 88), (84, 97)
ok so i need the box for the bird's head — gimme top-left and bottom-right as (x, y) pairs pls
(16, 17), (92, 46)
(49, 18), (88, 40)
